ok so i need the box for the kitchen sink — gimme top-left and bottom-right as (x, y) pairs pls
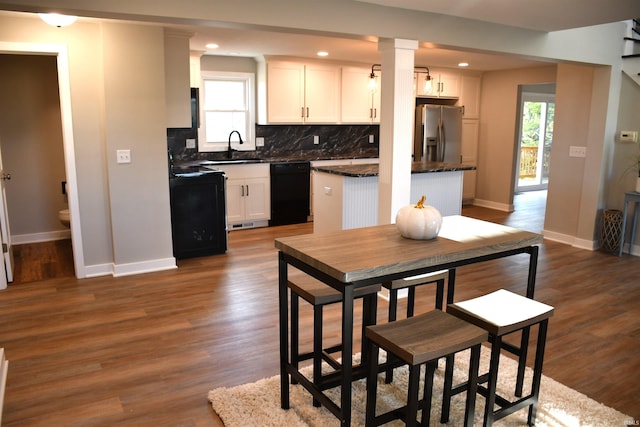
(200, 158), (263, 166)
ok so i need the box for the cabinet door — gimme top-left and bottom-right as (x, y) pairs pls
(341, 66), (374, 123)
(460, 75), (481, 119)
(267, 62), (305, 123)
(438, 71), (460, 98)
(371, 71), (381, 123)
(244, 178), (270, 221)
(304, 63), (340, 123)
(225, 179), (245, 224)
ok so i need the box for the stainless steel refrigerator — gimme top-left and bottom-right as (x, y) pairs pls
(414, 105), (463, 163)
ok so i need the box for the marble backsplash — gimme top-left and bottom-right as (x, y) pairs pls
(167, 124), (380, 163)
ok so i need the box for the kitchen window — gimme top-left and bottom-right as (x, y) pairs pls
(198, 71), (255, 152)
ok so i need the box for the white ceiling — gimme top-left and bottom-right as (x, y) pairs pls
(6, 0), (640, 72)
(184, 0), (640, 71)
(357, 0), (640, 32)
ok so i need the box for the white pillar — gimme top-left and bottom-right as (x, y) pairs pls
(377, 38), (418, 224)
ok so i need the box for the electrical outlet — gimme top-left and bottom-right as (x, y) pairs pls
(313, 135), (319, 145)
(256, 137), (265, 147)
(116, 149), (131, 164)
(369, 135), (375, 143)
(185, 138), (196, 149)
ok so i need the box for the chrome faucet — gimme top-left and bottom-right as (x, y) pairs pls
(227, 130), (244, 159)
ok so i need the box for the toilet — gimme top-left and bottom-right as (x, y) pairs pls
(58, 209), (70, 228)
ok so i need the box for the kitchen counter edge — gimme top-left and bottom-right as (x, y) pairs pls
(312, 162), (476, 177)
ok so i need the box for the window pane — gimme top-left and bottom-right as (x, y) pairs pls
(204, 111), (247, 143)
(203, 80), (246, 110)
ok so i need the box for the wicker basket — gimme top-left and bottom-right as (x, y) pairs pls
(600, 209), (623, 254)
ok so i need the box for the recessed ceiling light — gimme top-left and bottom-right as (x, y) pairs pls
(458, 62), (469, 67)
(206, 43), (219, 49)
(317, 51), (329, 57)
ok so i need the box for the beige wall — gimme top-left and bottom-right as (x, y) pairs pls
(476, 66), (557, 209)
(0, 14), (174, 274)
(0, 2), (635, 273)
(0, 54), (67, 237)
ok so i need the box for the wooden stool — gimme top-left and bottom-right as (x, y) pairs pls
(383, 270), (448, 320)
(444, 289), (554, 426)
(289, 272), (381, 406)
(382, 270), (448, 382)
(365, 310), (487, 427)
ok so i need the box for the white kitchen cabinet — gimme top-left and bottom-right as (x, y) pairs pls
(266, 61), (340, 123)
(461, 119), (479, 203)
(164, 30), (192, 128)
(341, 66), (380, 123)
(215, 163), (270, 229)
(460, 74), (482, 119)
(415, 69), (460, 99)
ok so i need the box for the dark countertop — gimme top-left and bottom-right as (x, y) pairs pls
(312, 161), (476, 177)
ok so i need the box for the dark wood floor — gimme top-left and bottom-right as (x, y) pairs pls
(1, 191), (638, 426)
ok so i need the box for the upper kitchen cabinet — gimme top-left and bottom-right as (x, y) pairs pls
(415, 68), (460, 99)
(460, 74), (482, 119)
(164, 30), (192, 128)
(265, 60), (340, 124)
(341, 66), (381, 124)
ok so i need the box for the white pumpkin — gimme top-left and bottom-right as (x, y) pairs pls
(395, 195), (442, 240)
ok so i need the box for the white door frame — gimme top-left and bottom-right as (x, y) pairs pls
(0, 41), (86, 279)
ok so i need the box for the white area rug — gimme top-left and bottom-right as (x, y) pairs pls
(208, 348), (631, 426)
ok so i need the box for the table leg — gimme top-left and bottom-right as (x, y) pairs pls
(341, 285), (354, 426)
(620, 201), (629, 256)
(526, 245), (539, 299)
(278, 253), (290, 409)
(446, 268), (457, 305)
(630, 201), (639, 255)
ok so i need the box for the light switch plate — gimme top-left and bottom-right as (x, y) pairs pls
(116, 149), (131, 164)
(569, 146), (586, 158)
(313, 135), (319, 145)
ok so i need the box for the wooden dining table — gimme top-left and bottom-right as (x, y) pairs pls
(275, 215), (543, 426)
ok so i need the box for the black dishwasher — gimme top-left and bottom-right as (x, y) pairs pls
(269, 161), (310, 226)
(169, 170), (227, 259)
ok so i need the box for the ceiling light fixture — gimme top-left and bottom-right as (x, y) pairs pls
(39, 13), (77, 27)
(458, 62), (469, 67)
(317, 51), (329, 57)
(205, 43), (219, 49)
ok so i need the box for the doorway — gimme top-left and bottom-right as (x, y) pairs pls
(515, 85), (555, 193)
(0, 42), (85, 281)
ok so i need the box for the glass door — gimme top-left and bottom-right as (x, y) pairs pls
(515, 92), (554, 192)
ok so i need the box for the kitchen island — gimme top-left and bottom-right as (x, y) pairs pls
(312, 161), (476, 232)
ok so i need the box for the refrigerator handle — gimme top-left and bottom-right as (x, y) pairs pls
(437, 118), (445, 162)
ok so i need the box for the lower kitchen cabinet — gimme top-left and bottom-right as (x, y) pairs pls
(216, 163), (270, 229)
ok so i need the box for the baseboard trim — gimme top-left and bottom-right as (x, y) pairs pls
(472, 199), (514, 212)
(542, 229), (597, 251)
(12, 230), (71, 244)
(113, 257), (177, 277)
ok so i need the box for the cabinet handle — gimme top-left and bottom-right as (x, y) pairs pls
(301, 107), (305, 118)
(306, 107), (309, 118)
(245, 184), (249, 197)
(241, 185), (245, 197)
(373, 108), (377, 119)
(369, 108), (373, 119)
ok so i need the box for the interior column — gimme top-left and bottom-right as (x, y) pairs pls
(377, 38), (418, 224)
